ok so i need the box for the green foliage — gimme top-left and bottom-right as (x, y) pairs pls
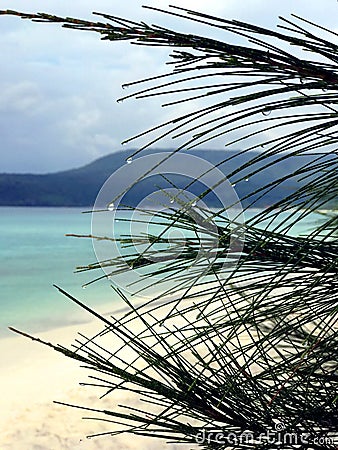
(2, 6), (338, 449)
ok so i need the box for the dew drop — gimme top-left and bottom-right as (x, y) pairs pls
(107, 202), (115, 211)
(232, 183), (236, 187)
(126, 157), (133, 164)
(245, 178), (250, 182)
(170, 199), (175, 204)
(82, 285), (87, 290)
(262, 109), (271, 116)
(192, 201), (197, 207)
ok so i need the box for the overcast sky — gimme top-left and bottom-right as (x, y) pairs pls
(1, 0), (337, 173)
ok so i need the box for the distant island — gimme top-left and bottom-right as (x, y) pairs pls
(0, 148), (334, 208)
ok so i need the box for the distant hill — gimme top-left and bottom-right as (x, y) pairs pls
(0, 149), (333, 207)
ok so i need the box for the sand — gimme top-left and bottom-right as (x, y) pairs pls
(0, 283), (264, 450)
(0, 303), (198, 450)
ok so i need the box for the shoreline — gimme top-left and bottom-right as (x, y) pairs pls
(1, 297), (121, 341)
(1, 298), (196, 449)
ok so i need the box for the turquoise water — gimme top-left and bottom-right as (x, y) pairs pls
(0, 207), (116, 338)
(0, 206), (324, 339)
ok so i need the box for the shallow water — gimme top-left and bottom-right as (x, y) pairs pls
(0, 206), (325, 338)
(0, 207), (115, 338)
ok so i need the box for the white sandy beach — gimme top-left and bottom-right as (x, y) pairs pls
(0, 303), (198, 450)
(1, 282), (278, 450)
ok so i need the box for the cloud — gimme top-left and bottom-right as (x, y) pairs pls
(0, 81), (43, 113)
(0, 0), (337, 172)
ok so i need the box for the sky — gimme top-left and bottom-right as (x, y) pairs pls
(1, 0), (337, 173)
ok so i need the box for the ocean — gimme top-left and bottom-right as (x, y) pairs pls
(0, 206), (324, 339)
(0, 207), (115, 338)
